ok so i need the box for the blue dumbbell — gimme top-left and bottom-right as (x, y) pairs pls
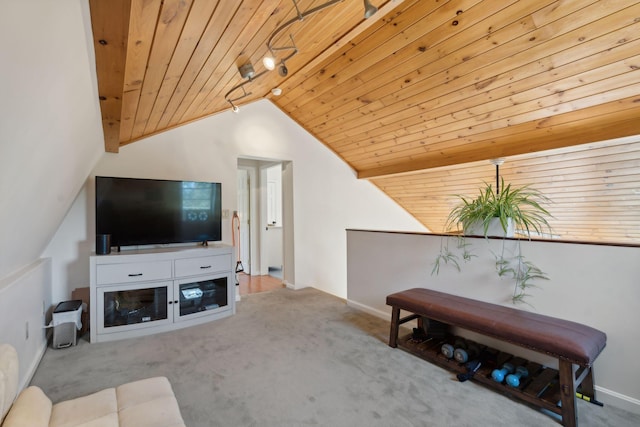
(454, 343), (479, 363)
(441, 338), (465, 359)
(491, 362), (514, 383)
(506, 366), (528, 387)
(441, 343), (455, 359)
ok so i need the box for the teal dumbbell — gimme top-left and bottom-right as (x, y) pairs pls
(454, 342), (479, 364)
(506, 366), (528, 387)
(491, 362), (514, 383)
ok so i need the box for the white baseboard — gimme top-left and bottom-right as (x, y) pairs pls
(346, 299), (389, 320)
(21, 340), (47, 391)
(345, 298), (640, 416)
(284, 280), (309, 291)
(595, 385), (640, 415)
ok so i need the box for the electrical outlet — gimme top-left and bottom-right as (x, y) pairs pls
(222, 209), (230, 219)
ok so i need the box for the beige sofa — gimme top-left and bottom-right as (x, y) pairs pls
(0, 344), (185, 427)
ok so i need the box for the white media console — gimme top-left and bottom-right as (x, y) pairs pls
(89, 245), (235, 343)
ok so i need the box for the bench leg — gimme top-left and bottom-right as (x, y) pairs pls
(389, 306), (400, 348)
(579, 367), (596, 399)
(559, 360), (578, 427)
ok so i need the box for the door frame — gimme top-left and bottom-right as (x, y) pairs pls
(237, 157), (295, 287)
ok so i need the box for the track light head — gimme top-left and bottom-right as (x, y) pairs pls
(363, 0), (377, 18)
(228, 99), (240, 113)
(263, 56), (276, 71)
(238, 62), (255, 79)
(278, 64), (288, 77)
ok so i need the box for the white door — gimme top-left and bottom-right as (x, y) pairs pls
(261, 164), (283, 277)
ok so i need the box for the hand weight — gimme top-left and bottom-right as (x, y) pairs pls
(506, 366), (529, 387)
(491, 362), (514, 383)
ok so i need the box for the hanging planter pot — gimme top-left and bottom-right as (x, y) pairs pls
(465, 217), (515, 238)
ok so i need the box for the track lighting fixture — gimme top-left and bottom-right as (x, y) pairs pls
(225, 1), (379, 111)
(265, 33), (297, 80)
(264, 0), (378, 77)
(224, 60), (269, 113)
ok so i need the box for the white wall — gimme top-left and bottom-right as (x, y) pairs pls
(346, 230), (640, 414)
(0, 0), (103, 386)
(47, 100), (427, 302)
(0, 0), (104, 281)
(0, 259), (52, 390)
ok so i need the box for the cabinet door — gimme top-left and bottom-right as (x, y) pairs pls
(173, 274), (229, 322)
(97, 281), (172, 335)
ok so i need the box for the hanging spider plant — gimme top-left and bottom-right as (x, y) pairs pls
(433, 178), (553, 304)
(445, 178), (552, 238)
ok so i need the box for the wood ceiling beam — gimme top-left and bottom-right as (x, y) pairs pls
(357, 109), (640, 179)
(89, 0), (132, 153)
(120, 0), (163, 143)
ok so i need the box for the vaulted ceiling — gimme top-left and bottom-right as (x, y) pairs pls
(89, 0), (640, 244)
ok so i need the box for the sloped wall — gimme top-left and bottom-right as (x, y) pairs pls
(0, 0), (104, 282)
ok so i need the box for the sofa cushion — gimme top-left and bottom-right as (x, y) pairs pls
(49, 388), (118, 427)
(116, 377), (185, 427)
(1, 386), (52, 427)
(0, 344), (19, 422)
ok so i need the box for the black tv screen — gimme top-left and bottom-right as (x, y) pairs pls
(96, 176), (222, 247)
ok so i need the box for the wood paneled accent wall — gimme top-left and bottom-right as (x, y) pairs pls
(372, 137), (640, 244)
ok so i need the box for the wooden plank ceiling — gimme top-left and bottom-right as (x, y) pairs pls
(89, 0), (640, 244)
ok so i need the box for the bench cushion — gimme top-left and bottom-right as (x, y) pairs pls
(387, 288), (606, 366)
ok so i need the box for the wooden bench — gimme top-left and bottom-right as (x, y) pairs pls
(387, 288), (607, 427)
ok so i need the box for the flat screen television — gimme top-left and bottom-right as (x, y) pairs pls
(96, 176), (222, 248)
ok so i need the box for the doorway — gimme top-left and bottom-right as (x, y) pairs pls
(237, 158), (294, 292)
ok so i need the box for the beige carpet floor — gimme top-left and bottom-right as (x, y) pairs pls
(31, 287), (639, 426)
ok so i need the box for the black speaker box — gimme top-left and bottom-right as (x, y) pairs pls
(96, 234), (111, 255)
